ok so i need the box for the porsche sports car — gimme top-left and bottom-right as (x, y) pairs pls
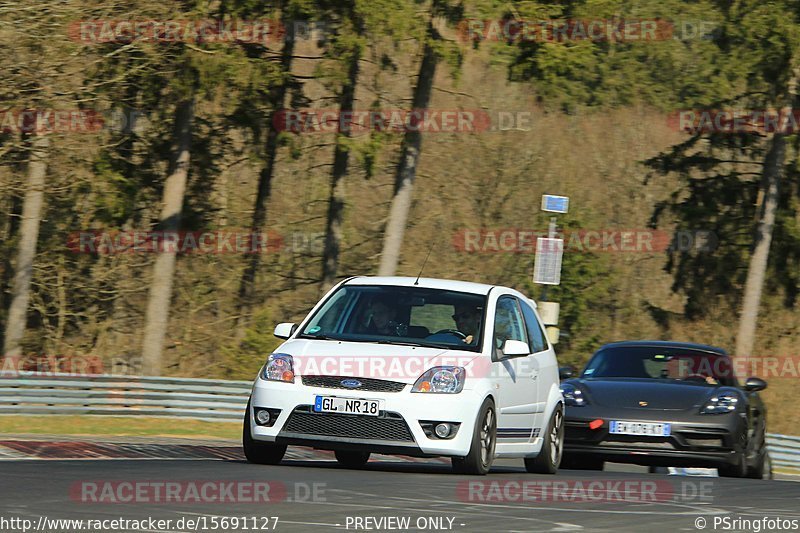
(560, 341), (769, 478)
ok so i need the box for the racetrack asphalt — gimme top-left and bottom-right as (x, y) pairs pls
(2, 447), (799, 533)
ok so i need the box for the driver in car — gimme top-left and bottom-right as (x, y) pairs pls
(453, 305), (483, 344)
(364, 298), (399, 336)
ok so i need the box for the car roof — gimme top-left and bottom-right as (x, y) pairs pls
(343, 276), (496, 296)
(598, 340), (728, 355)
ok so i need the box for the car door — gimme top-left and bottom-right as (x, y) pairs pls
(518, 299), (553, 441)
(491, 295), (538, 451)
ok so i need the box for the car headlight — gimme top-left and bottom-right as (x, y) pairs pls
(262, 353), (294, 383)
(412, 366), (465, 393)
(560, 383), (587, 407)
(700, 393), (739, 414)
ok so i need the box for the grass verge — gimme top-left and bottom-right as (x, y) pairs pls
(0, 415), (240, 440)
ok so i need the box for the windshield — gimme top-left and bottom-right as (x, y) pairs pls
(582, 346), (738, 386)
(298, 285), (487, 352)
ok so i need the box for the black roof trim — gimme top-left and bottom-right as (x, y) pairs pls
(598, 340), (727, 355)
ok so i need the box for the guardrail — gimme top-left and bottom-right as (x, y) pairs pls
(0, 373), (252, 422)
(767, 433), (800, 471)
(1, 372), (800, 469)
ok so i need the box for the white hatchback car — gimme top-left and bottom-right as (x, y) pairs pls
(244, 276), (564, 474)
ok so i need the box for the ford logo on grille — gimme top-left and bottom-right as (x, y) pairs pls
(341, 379), (362, 388)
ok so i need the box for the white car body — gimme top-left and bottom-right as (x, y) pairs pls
(247, 276), (563, 470)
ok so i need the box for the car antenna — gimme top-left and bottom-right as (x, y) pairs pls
(414, 242), (435, 286)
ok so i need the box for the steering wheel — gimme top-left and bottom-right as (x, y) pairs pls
(683, 374), (710, 382)
(433, 329), (467, 340)
(387, 321), (408, 337)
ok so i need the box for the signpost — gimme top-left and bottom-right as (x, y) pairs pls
(534, 195), (568, 344)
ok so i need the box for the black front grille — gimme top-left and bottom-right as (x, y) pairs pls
(283, 405), (415, 442)
(684, 438), (724, 448)
(601, 439), (676, 449)
(301, 375), (406, 393)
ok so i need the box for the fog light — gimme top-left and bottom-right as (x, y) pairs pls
(434, 423), (451, 438)
(255, 409), (271, 425)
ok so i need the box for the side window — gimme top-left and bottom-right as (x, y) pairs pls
(493, 296), (528, 354)
(520, 301), (548, 353)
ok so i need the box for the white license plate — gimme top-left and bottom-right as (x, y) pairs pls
(610, 421), (671, 436)
(313, 396), (382, 416)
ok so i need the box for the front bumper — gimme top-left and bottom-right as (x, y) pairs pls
(249, 375), (483, 457)
(563, 408), (745, 467)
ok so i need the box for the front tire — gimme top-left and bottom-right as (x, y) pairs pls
(452, 399), (496, 475)
(242, 400), (287, 465)
(525, 405), (564, 474)
(335, 450), (371, 468)
(745, 449), (772, 479)
(718, 451), (747, 478)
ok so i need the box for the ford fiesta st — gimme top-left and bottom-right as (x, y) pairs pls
(243, 276), (564, 475)
(560, 341), (769, 478)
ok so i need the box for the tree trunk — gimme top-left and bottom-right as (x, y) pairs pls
(734, 133), (784, 358)
(734, 70), (798, 358)
(141, 98), (194, 376)
(235, 19), (296, 337)
(321, 38), (361, 292)
(377, 24), (438, 276)
(2, 135), (49, 368)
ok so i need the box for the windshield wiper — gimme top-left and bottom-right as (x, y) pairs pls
(299, 333), (339, 341)
(375, 339), (457, 349)
(375, 339), (426, 347)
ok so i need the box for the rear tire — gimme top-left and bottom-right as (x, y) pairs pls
(452, 399), (496, 475)
(525, 405), (564, 474)
(242, 400), (287, 465)
(335, 450), (371, 468)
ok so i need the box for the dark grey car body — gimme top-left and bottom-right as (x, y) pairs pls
(561, 341), (768, 477)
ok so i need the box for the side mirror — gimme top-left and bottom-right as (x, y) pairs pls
(559, 366), (574, 380)
(274, 322), (297, 339)
(502, 339), (530, 357)
(744, 376), (767, 392)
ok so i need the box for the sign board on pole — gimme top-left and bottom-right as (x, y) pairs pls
(537, 301), (560, 326)
(541, 195), (569, 214)
(546, 326), (560, 345)
(533, 238), (563, 285)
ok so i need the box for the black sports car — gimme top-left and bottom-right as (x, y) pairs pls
(560, 341), (769, 478)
